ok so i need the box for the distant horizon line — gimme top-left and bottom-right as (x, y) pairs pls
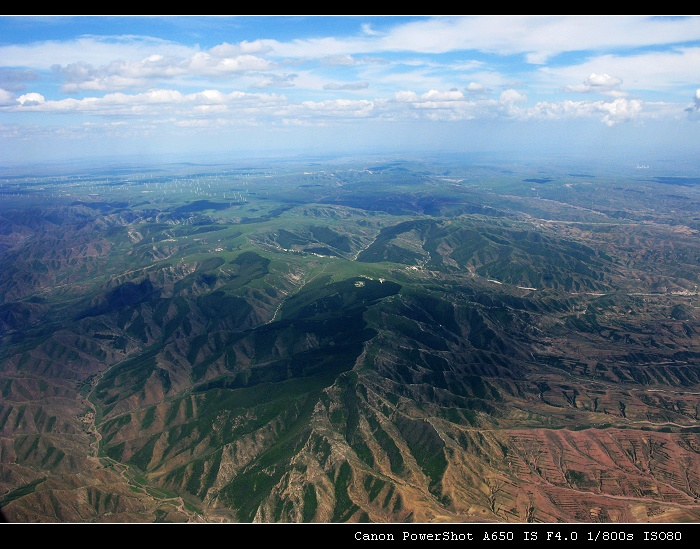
(2, 148), (695, 171)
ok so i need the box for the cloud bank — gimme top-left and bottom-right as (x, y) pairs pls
(1, 16), (699, 161)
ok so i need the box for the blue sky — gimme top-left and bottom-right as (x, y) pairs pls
(1, 16), (700, 165)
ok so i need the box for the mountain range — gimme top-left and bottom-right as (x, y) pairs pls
(1, 156), (700, 523)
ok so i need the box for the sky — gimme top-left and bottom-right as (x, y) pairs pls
(1, 15), (700, 166)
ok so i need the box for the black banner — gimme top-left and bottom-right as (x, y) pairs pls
(2, 521), (698, 544)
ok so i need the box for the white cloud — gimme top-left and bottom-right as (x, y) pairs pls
(209, 40), (272, 57)
(394, 90), (419, 103)
(5, 18), (699, 118)
(3, 88), (286, 118)
(323, 82), (369, 90)
(531, 97), (643, 125)
(564, 73), (625, 97)
(3, 17), (699, 151)
(321, 55), (356, 66)
(298, 99), (375, 117)
(191, 89), (229, 104)
(585, 73), (622, 87)
(422, 89), (464, 101)
(192, 104), (229, 114)
(684, 88), (700, 114)
(261, 16), (700, 63)
(49, 47), (275, 93)
(185, 52), (273, 75)
(499, 89), (526, 103)
(17, 92), (45, 106)
(0, 36), (195, 69)
(361, 23), (382, 37)
(465, 82), (486, 93)
(598, 97), (643, 126)
(0, 81), (656, 129)
(387, 87), (522, 121)
(251, 73), (298, 89)
(0, 68), (41, 92)
(542, 47), (700, 95)
(0, 88), (15, 105)
(393, 89), (465, 103)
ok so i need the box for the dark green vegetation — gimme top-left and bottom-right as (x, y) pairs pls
(1, 155), (700, 523)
